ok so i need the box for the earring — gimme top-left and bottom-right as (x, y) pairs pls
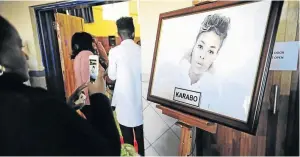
(0, 65), (6, 76)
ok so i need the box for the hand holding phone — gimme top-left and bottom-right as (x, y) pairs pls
(89, 55), (99, 83)
(88, 64), (106, 95)
(99, 56), (108, 71)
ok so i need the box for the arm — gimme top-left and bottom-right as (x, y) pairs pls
(59, 94), (120, 156)
(107, 49), (117, 109)
(107, 49), (117, 81)
(88, 93), (120, 144)
(94, 39), (108, 64)
(26, 89), (121, 155)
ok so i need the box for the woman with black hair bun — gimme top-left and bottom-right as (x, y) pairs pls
(71, 32), (97, 106)
(71, 32), (109, 119)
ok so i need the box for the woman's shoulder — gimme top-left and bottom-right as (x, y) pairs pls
(74, 51), (94, 68)
(0, 84), (65, 112)
(76, 50), (94, 59)
(26, 86), (63, 102)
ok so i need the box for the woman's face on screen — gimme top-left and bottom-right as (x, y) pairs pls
(190, 31), (222, 75)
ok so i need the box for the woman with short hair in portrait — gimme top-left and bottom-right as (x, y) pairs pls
(179, 14), (230, 87)
(152, 14), (233, 115)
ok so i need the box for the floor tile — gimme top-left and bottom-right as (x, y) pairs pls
(171, 124), (181, 139)
(152, 129), (180, 156)
(144, 137), (151, 150)
(145, 146), (159, 156)
(150, 103), (177, 127)
(143, 106), (169, 144)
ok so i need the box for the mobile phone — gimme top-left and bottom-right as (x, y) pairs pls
(89, 55), (99, 83)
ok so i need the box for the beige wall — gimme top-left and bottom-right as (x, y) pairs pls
(139, 1), (192, 77)
(0, 1), (58, 71)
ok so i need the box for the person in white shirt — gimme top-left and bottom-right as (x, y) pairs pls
(107, 17), (144, 156)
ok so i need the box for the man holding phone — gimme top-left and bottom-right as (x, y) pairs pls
(107, 17), (144, 156)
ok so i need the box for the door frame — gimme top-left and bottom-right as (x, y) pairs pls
(32, 0), (124, 101)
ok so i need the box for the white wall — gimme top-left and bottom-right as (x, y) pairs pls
(0, 1), (58, 71)
(139, 1), (192, 78)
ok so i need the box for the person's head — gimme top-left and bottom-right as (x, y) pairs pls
(116, 17), (135, 41)
(22, 41), (29, 60)
(71, 32), (94, 59)
(0, 16), (29, 82)
(186, 14), (230, 75)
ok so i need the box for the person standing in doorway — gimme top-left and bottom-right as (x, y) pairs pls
(107, 17), (144, 156)
(71, 32), (94, 106)
(71, 32), (108, 119)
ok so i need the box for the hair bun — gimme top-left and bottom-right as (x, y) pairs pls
(200, 14), (230, 38)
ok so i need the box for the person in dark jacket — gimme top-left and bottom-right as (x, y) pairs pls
(0, 16), (120, 155)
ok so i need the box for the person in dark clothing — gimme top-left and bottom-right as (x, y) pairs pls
(0, 16), (120, 155)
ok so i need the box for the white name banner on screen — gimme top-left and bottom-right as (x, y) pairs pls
(270, 41), (299, 71)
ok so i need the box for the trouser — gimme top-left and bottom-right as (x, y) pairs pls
(119, 124), (145, 156)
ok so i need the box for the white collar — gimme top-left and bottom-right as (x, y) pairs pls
(121, 39), (135, 45)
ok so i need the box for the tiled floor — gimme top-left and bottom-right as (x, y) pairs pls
(145, 146), (160, 156)
(152, 129), (180, 156)
(144, 104), (170, 144)
(142, 78), (181, 156)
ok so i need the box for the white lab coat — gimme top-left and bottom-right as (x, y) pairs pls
(108, 39), (143, 127)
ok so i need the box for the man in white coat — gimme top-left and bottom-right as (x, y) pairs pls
(107, 17), (144, 156)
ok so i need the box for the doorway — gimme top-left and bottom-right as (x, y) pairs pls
(55, 13), (83, 98)
(32, 0), (132, 100)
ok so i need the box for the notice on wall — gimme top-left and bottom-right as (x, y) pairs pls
(270, 41), (299, 71)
